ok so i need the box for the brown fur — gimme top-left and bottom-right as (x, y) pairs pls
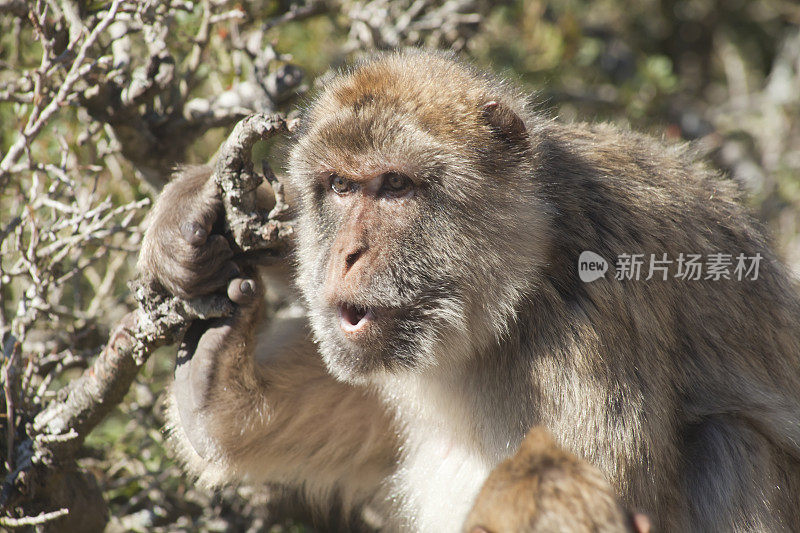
(139, 50), (800, 532)
(464, 427), (645, 533)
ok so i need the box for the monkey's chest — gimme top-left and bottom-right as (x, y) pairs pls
(393, 425), (494, 533)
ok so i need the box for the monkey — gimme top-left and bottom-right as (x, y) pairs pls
(463, 426), (651, 533)
(138, 50), (800, 532)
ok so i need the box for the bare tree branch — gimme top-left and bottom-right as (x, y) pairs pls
(0, 112), (295, 530)
(0, 508), (68, 528)
(214, 113), (298, 253)
(0, 0), (27, 17)
(0, 0), (124, 187)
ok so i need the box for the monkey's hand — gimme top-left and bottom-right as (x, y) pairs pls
(138, 166), (241, 299)
(173, 275), (263, 459)
(138, 166), (266, 457)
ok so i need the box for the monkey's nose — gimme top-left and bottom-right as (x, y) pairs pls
(344, 248), (363, 273)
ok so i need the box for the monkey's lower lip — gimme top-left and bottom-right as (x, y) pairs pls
(338, 303), (375, 334)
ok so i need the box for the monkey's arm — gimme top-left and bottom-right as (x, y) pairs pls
(167, 300), (397, 507)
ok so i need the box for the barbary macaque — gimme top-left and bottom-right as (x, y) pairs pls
(138, 50), (800, 532)
(464, 426), (650, 533)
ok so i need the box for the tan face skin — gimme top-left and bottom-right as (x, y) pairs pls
(321, 170), (418, 336)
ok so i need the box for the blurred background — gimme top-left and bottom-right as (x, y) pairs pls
(1, 1), (798, 531)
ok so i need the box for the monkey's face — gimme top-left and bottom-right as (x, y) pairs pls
(287, 55), (548, 383)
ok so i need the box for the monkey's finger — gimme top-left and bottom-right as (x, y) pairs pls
(179, 192), (222, 244)
(188, 262), (242, 296)
(180, 221), (209, 246)
(194, 234), (235, 263)
(175, 233), (234, 272)
(161, 258), (240, 299)
(632, 513), (651, 533)
(227, 277), (258, 305)
(191, 194), (223, 233)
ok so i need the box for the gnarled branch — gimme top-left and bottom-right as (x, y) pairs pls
(0, 113), (296, 530)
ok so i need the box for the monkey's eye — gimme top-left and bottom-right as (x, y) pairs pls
(330, 175), (352, 195)
(382, 172), (412, 196)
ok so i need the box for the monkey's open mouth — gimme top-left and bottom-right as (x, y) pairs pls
(338, 303), (375, 334)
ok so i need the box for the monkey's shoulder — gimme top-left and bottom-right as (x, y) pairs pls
(538, 120), (748, 222)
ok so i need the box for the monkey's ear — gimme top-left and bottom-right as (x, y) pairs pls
(631, 513), (651, 533)
(481, 101), (528, 147)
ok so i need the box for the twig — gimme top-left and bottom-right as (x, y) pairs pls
(0, 508), (68, 527)
(0, 0), (124, 186)
(264, 160), (290, 220)
(213, 113), (298, 252)
(0, 0), (27, 17)
(2, 338), (20, 471)
(262, 0), (326, 32)
(30, 288), (233, 453)
(181, 0), (213, 98)
(0, 113), (297, 523)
